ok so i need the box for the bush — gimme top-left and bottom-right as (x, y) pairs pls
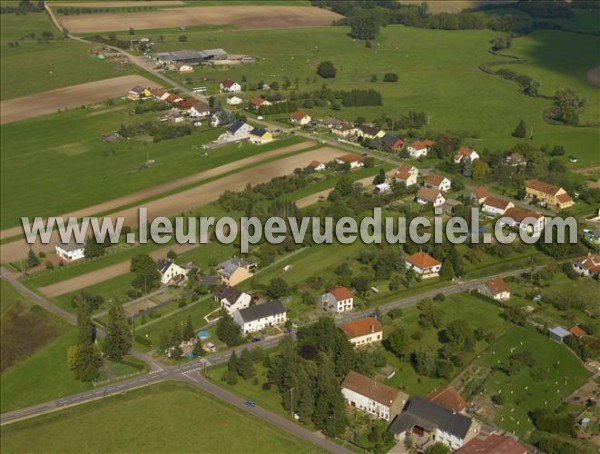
(383, 73), (399, 82)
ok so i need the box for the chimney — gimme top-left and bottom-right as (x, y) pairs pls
(370, 324), (374, 333)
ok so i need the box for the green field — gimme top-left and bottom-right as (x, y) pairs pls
(0, 382), (324, 454)
(0, 11), (137, 100)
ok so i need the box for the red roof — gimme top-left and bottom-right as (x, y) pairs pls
(308, 160), (323, 168)
(473, 186), (489, 200)
(503, 207), (543, 223)
(251, 97), (268, 107)
(416, 187), (443, 203)
(573, 253), (600, 272)
(485, 277), (510, 296)
(569, 325), (587, 338)
(456, 434), (527, 454)
(339, 317), (382, 339)
(342, 371), (402, 406)
(425, 173), (448, 187)
(337, 154), (363, 163)
(426, 386), (466, 413)
(291, 110), (309, 121)
(221, 79), (237, 88)
(406, 252), (441, 270)
(454, 146), (476, 160)
(409, 140), (434, 150)
(483, 196), (513, 210)
(526, 179), (561, 196)
(166, 94), (179, 103)
(329, 286), (353, 301)
(393, 164), (416, 180)
(152, 88), (166, 97)
(176, 98), (195, 109)
(556, 193), (573, 204)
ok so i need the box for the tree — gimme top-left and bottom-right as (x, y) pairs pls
(84, 235), (110, 259)
(216, 310), (242, 346)
(373, 168), (386, 185)
(412, 346), (436, 376)
(383, 73), (399, 82)
(385, 327), (409, 358)
(237, 348), (255, 379)
(167, 249), (177, 260)
(27, 249), (40, 269)
(351, 275), (370, 296)
(471, 159), (489, 180)
(267, 277), (290, 299)
(348, 8), (380, 40)
(128, 27), (135, 35)
(227, 350), (239, 374)
(130, 254), (160, 293)
(183, 315), (195, 340)
(426, 442), (451, 454)
(370, 74), (377, 83)
(192, 339), (205, 356)
(103, 303), (132, 361)
(417, 299), (443, 329)
(512, 119), (527, 138)
(440, 258), (455, 281)
(67, 343), (103, 382)
(316, 61), (336, 79)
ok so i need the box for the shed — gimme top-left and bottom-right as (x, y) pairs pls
(548, 326), (571, 343)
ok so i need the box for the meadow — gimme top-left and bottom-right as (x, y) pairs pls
(0, 382), (325, 454)
(135, 24), (599, 163)
(0, 11), (136, 100)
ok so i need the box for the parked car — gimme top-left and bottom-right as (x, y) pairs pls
(251, 337), (261, 343)
(245, 400), (256, 407)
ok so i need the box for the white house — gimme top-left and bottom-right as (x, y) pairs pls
(336, 154), (364, 169)
(339, 317), (383, 347)
(357, 124), (385, 140)
(290, 110), (311, 125)
(572, 253), (600, 278)
(156, 259), (189, 285)
(391, 164), (418, 187)
(189, 101), (212, 119)
(389, 397), (475, 450)
(500, 207), (545, 234)
(342, 371), (408, 422)
(308, 160), (326, 171)
(226, 95), (244, 106)
(479, 277), (511, 301)
(321, 286), (353, 313)
(220, 79), (242, 93)
(232, 300), (287, 334)
(55, 241), (85, 262)
(453, 147), (480, 164)
(424, 174), (451, 192)
(221, 120), (253, 142)
(407, 139), (434, 159)
(215, 285), (252, 314)
(481, 196), (514, 216)
(175, 63), (194, 73)
(415, 187), (446, 207)
(374, 183), (391, 195)
(405, 252), (442, 278)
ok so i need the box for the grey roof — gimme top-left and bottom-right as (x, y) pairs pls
(57, 240), (85, 252)
(216, 284), (244, 304)
(236, 300), (286, 323)
(157, 48), (226, 62)
(130, 85), (145, 93)
(218, 257), (255, 278)
(549, 326), (571, 338)
(360, 124), (381, 136)
(382, 134), (401, 148)
(250, 127), (267, 136)
(227, 120), (247, 135)
(156, 258), (173, 274)
(389, 397), (472, 440)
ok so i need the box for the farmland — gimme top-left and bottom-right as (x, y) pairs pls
(0, 382), (325, 454)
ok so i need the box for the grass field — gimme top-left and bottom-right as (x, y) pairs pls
(0, 11), (137, 101)
(0, 381), (324, 454)
(136, 24), (599, 162)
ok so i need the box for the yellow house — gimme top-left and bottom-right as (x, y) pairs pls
(249, 128), (273, 145)
(127, 86), (152, 100)
(218, 258), (256, 286)
(525, 179), (574, 210)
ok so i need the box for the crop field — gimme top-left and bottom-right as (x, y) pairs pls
(0, 382), (325, 454)
(58, 5), (343, 33)
(142, 25), (598, 163)
(0, 11), (136, 101)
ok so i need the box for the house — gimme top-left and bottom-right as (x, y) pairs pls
(339, 317), (383, 347)
(374, 183), (392, 195)
(249, 128), (273, 144)
(471, 186), (489, 205)
(250, 97), (272, 109)
(307, 160), (326, 171)
(165, 94), (182, 104)
(456, 434), (528, 454)
(290, 110), (311, 125)
(221, 120), (254, 142)
(454, 146), (480, 164)
(525, 179), (574, 210)
(156, 259), (188, 285)
(175, 98), (196, 111)
(217, 257), (256, 286)
(321, 286), (353, 313)
(331, 122), (357, 137)
(215, 284), (251, 314)
(336, 154), (364, 169)
(405, 252), (442, 278)
(128, 85), (151, 100)
(389, 397), (475, 450)
(572, 253), (600, 278)
(424, 174), (451, 192)
(157, 48), (227, 65)
(175, 62), (194, 73)
(442, 198), (462, 215)
(55, 241), (85, 262)
(341, 371), (408, 421)
(232, 300), (287, 334)
(357, 124), (385, 140)
(481, 196), (514, 216)
(479, 277), (511, 301)
(381, 134), (404, 152)
(426, 386), (466, 414)
(500, 207), (545, 234)
(548, 326), (571, 343)
(407, 139), (435, 158)
(503, 152), (527, 167)
(569, 325), (587, 338)
(189, 101), (212, 119)
(415, 187), (446, 207)
(220, 79), (242, 93)
(151, 88), (170, 101)
(391, 164), (418, 187)
(226, 95), (244, 106)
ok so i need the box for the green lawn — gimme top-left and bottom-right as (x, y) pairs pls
(0, 12), (137, 100)
(0, 381), (324, 454)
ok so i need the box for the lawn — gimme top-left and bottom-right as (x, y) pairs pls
(0, 11), (137, 100)
(0, 381), (325, 454)
(469, 326), (591, 437)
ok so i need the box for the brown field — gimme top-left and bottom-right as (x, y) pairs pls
(396, 0), (516, 14)
(0, 75), (159, 125)
(0, 146), (349, 264)
(51, 1), (184, 7)
(58, 5), (343, 33)
(0, 140), (314, 241)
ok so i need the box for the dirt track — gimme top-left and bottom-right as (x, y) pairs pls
(0, 75), (158, 125)
(0, 140), (315, 240)
(58, 6), (343, 33)
(0, 147), (349, 264)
